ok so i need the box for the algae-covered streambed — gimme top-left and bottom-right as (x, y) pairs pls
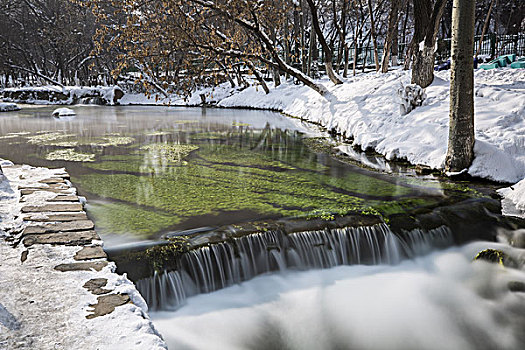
(0, 105), (485, 245)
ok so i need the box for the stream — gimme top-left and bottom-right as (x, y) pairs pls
(1, 105), (524, 349)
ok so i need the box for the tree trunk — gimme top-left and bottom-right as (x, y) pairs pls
(445, 0), (476, 173)
(380, 0), (400, 73)
(367, 0), (380, 71)
(306, 0), (344, 84)
(411, 0), (447, 88)
(246, 61), (269, 94)
(307, 23), (317, 77)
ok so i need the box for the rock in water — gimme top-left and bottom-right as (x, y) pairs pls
(52, 107), (76, 117)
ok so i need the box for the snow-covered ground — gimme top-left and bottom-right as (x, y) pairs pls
(0, 102), (20, 112)
(0, 161), (166, 349)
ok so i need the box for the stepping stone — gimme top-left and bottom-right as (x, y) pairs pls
(86, 294), (130, 319)
(22, 203), (83, 213)
(54, 261), (108, 272)
(83, 278), (111, 295)
(20, 188), (73, 195)
(75, 246), (107, 261)
(47, 195), (79, 202)
(39, 178), (66, 184)
(22, 220), (94, 235)
(23, 230), (100, 247)
(23, 212), (88, 222)
(19, 195), (79, 203)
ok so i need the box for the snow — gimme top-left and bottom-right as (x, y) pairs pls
(52, 107), (76, 117)
(0, 102), (20, 112)
(217, 68), (525, 185)
(0, 161), (166, 349)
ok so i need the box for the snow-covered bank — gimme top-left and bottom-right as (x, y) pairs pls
(0, 161), (166, 349)
(1, 86), (123, 105)
(0, 102), (20, 112)
(218, 68), (525, 184)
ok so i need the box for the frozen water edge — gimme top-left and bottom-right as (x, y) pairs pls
(0, 160), (166, 350)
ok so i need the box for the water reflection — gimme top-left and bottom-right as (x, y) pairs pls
(0, 106), (471, 246)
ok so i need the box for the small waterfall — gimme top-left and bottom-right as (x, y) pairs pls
(138, 224), (453, 311)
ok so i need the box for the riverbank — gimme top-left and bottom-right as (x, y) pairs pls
(2, 68), (524, 213)
(0, 160), (166, 349)
(123, 68), (525, 215)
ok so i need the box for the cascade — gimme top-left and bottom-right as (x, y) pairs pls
(137, 223), (453, 311)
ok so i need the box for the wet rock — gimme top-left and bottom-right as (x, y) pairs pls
(473, 249), (519, 268)
(23, 230), (100, 247)
(83, 278), (111, 295)
(508, 281), (525, 293)
(23, 212), (88, 222)
(21, 203), (83, 213)
(74, 246), (107, 261)
(54, 261), (108, 272)
(415, 164), (433, 175)
(22, 220), (94, 235)
(86, 294), (130, 319)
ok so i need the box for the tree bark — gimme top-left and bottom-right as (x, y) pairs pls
(411, 0), (447, 88)
(380, 0), (400, 73)
(445, 0), (476, 173)
(306, 0), (344, 84)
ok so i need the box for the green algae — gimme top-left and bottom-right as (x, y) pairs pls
(140, 143), (199, 163)
(27, 132), (76, 145)
(45, 148), (96, 162)
(86, 201), (179, 236)
(75, 139), (445, 238)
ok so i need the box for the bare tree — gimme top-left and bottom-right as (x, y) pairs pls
(380, 0), (401, 72)
(305, 0), (344, 84)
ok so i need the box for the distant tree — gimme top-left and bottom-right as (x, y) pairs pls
(380, 0), (401, 72)
(445, 0), (476, 173)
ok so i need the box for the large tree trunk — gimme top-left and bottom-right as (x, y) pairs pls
(306, 0), (343, 84)
(445, 0), (476, 173)
(410, 0), (447, 88)
(380, 0), (400, 73)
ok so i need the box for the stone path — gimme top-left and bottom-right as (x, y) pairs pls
(0, 163), (166, 349)
(16, 173), (131, 313)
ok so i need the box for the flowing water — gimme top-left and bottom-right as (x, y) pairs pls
(1, 105), (523, 349)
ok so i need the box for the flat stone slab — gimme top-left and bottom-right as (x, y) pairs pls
(39, 178), (67, 184)
(47, 195), (79, 202)
(22, 203), (83, 213)
(83, 278), (111, 295)
(54, 261), (108, 272)
(21, 194), (79, 203)
(74, 246), (107, 261)
(20, 188), (73, 195)
(22, 220), (94, 235)
(86, 294), (130, 319)
(23, 230), (100, 247)
(23, 212), (88, 222)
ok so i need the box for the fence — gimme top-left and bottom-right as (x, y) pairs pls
(343, 32), (525, 69)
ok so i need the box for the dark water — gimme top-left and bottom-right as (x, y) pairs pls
(0, 105), (479, 246)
